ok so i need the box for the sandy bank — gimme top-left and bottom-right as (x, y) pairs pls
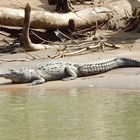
(0, 47), (140, 90)
(0, 0), (139, 91)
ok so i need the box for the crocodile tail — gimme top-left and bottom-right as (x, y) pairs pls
(118, 57), (140, 67)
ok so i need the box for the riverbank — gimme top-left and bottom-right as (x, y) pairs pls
(0, 0), (140, 90)
(0, 39), (140, 90)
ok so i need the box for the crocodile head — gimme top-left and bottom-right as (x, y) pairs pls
(0, 68), (39, 83)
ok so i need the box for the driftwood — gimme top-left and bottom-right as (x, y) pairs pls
(0, 0), (139, 30)
(0, 5), (111, 30)
(2, 2), (124, 52)
(20, 3), (61, 51)
(20, 2), (113, 51)
(20, 1), (120, 52)
(0, 0), (139, 52)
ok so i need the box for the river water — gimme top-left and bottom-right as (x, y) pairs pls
(0, 88), (140, 140)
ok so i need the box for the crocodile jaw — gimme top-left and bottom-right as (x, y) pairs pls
(0, 69), (35, 83)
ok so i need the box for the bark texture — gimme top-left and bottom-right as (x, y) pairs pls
(0, 0), (139, 30)
(0, 6), (111, 29)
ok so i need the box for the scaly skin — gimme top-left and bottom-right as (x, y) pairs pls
(0, 57), (140, 85)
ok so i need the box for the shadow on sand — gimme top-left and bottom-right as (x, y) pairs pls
(38, 0), (56, 11)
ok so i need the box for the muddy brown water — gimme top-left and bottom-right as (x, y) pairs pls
(0, 88), (140, 140)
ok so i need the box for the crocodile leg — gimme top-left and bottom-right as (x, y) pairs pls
(62, 66), (78, 81)
(29, 77), (46, 86)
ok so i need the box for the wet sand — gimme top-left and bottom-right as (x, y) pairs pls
(0, 0), (140, 90)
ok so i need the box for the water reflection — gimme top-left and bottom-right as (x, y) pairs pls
(0, 88), (140, 140)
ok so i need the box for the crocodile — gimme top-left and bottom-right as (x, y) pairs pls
(0, 57), (140, 85)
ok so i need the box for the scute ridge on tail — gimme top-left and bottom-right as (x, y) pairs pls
(119, 57), (140, 67)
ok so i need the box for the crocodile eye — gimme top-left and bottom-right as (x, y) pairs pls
(9, 69), (15, 72)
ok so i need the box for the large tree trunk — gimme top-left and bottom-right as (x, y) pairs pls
(0, 0), (139, 30)
(0, 7), (111, 30)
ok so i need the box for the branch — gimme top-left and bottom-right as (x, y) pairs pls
(20, 3), (62, 51)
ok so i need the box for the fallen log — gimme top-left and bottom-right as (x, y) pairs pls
(0, 0), (139, 30)
(0, 5), (111, 29)
(20, 2), (118, 51)
(106, 0), (140, 29)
